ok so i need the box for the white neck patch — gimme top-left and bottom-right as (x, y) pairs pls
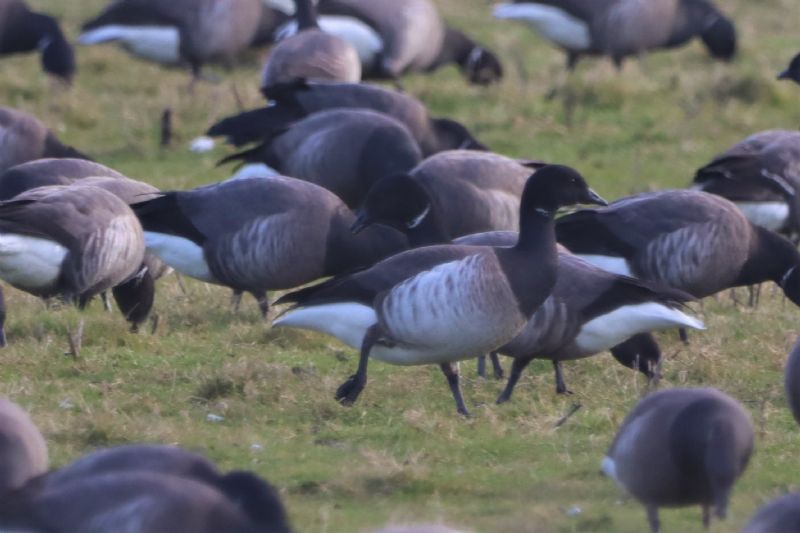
(407, 205), (431, 229)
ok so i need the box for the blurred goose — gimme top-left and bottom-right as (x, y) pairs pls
(785, 337), (800, 426)
(38, 444), (292, 532)
(207, 80), (486, 156)
(0, 0), (75, 82)
(0, 471), (282, 533)
(741, 493), (800, 533)
(261, 0), (361, 85)
(277, 0), (503, 85)
(493, 0), (736, 69)
(219, 109), (422, 208)
(131, 176), (407, 317)
(778, 52), (800, 85)
(354, 174), (703, 397)
(0, 158), (125, 200)
(79, 0), (264, 82)
(693, 130), (800, 235)
(555, 190), (800, 307)
(602, 387), (753, 532)
(0, 398), (47, 492)
(0, 184), (146, 343)
(274, 165), (607, 415)
(0, 108), (87, 173)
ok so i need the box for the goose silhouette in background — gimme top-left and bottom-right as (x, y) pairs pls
(0, 108), (88, 173)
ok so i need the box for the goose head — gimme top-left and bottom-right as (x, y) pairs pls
(521, 164), (607, 215)
(778, 52), (800, 84)
(351, 174), (432, 235)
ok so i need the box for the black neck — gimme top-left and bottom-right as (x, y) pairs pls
(0, 11), (56, 52)
(325, 215), (408, 275)
(515, 208), (556, 252)
(735, 226), (800, 286)
(431, 26), (476, 70)
(295, 0), (318, 30)
(403, 198), (452, 247)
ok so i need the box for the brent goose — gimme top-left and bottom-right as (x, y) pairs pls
(493, 0), (736, 69)
(354, 174), (703, 396)
(287, 0), (503, 85)
(741, 493), (800, 533)
(0, 108), (87, 173)
(0, 0), (75, 82)
(556, 190), (800, 308)
(602, 387), (753, 532)
(131, 176), (407, 317)
(79, 0), (264, 82)
(218, 109), (422, 208)
(0, 158), (125, 200)
(206, 80), (487, 156)
(0, 398), (47, 491)
(274, 165), (606, 415)
(778, 52), (800, 85)
(0, 184), (146, 343)
(693, 130), (800, 235)
(261, 0), (361, 85)
(785, 337), (800, 426)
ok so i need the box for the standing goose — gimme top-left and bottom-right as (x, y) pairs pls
(785, 337), (800, 426)
(353, 174), (703, 397)
(131, 176), (407, 317)
(286, 0), (503, 85)
(602, 387), (753, 532)
(0, 398), (47, 492)
(555, 190), (800, 308)
(207, 80), (487, 156)
(741, 493), (800, 533)
(693, 130), (800, 235)
(0, 184), (146, 343)
(0, 108), (88, 174)
(493, 0), (736, 70)
(0, 0), (75, 83)
(778, 52), (800, 85)
(78, 0), (264, 83)
(261, 0), (361, 85)
(274, 165), (607, 415)
(219, 109), (422, 208)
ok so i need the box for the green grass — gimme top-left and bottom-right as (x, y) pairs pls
(2, 0), (800, 531)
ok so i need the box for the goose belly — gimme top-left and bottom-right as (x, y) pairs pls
(574, 303), (704, 354)
(79, 25), (181, 64)
(273, 303), (377, 350)
(143, 232), (215, 283)
(574, 254), (633, 277)
(226, 163), (279, 181)
(276, 16), (383, 66)
(735, 201), (789, 232)
(0, 234), (67, 291)
(493, 3), (591, 50)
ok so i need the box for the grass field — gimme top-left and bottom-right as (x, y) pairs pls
(1, 0), (800, 531)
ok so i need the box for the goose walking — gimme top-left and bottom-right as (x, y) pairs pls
(274, 165), (606, 415)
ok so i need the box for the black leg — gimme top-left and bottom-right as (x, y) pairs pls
(496, 356), (533, 404)
(647, 506), (660, 533)
(554, 360), (573, 395)
(0, 285), (6, 347)
(251, 290), (269, 318)
(335, 325), (380, 406)
(490, 352), (504, 379)
(702, 505), (710, 529)
(231, 290), (243, 313)
(100, 291), (112, 312)
(440, 362), (469, 416)
(476, 355), (487, 378)
(679, 328), (689, 344)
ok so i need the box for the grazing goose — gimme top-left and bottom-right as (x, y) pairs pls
(785, 337), (800, 426)
(207, 80), (487, 156)
(79, 0), (264, 83)
(0, 158), (125, 200)
(0, 0), (75, 82)
(131, 176), (407, 317)
(354, 174), (703, 396)
(493, 0), (737, 70)
(219, 109), (422, 208)
(693, 130), (800, 235)
(286, 0), (503, 85)
(778, 52), (800, 85)
(555, 190), (800, 308)
(37, 444), (292, 532)
(0, 184), (146, 343)
(741, 493), (800, 533)
(261, 0), (361, 85)
(602, 387), (753, 532)
(0, 398), (47, 491)
(0, 471), (282, 533)
(0, 108), (88, 173)
(274, 165), (607, 415)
